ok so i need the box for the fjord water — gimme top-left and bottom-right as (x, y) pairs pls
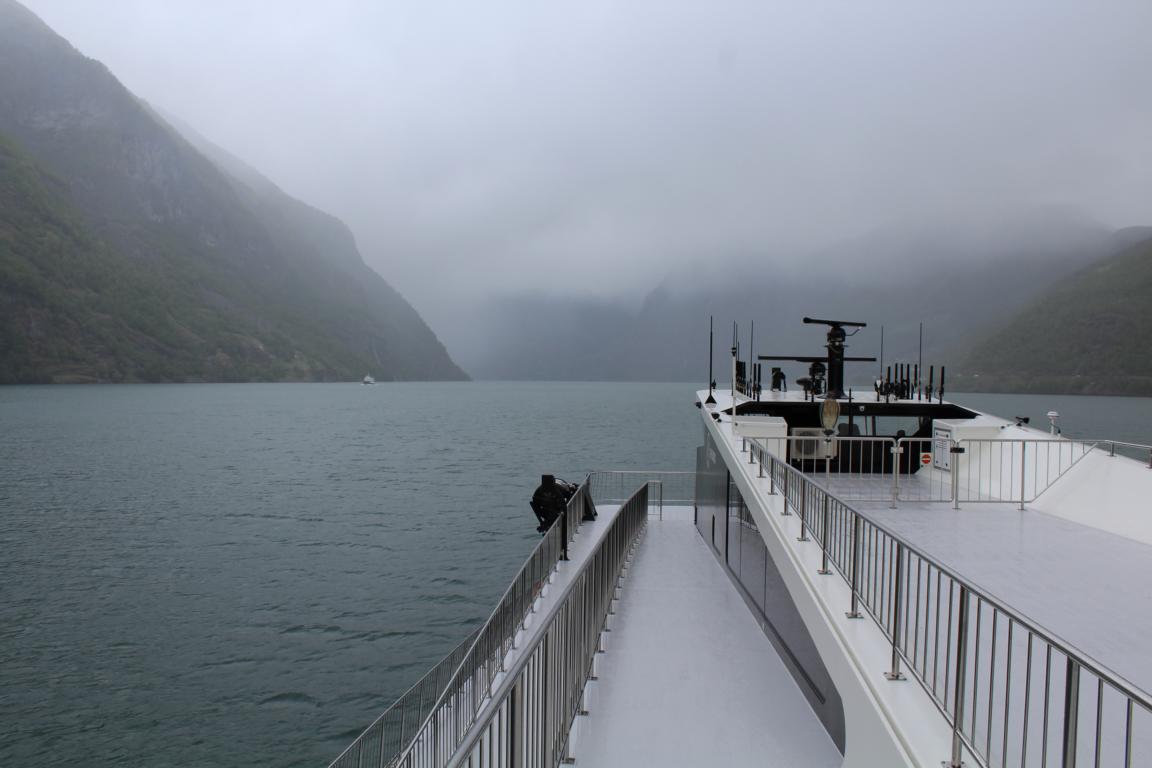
(2, 383), (1150, 768)
(0, 382), (697, 768)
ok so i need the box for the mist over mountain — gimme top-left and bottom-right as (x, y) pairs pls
(0, 0), (464, 383)
(955, 229), (1152, 396)
(456, 213), (1122, 386)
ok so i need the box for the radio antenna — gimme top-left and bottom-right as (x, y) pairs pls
(705, 316), (716, 404)
(749, 320), (754, 367)
(879, 325), (884, 380)
(918, 322), (923, 397)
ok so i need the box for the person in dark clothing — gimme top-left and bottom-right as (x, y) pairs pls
(529, 474), (589, 532)
(771, 367), (787, 392)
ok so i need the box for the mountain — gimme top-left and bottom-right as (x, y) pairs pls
(953, 232), (1152, 396)
(0, 0), (465, 383)
(457, 215), (1118, 384)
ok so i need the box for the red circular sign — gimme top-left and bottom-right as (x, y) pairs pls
(920, 452), (932, 465)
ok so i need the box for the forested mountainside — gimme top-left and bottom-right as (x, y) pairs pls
(0, 0), (465, 383)
(953, 230), (1152, 396)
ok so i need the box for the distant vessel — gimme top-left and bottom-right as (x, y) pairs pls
(328, 316), (1152, 768)
(361, 375), (375, 385)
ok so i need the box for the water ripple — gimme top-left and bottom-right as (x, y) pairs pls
(0, 381), (698, 768)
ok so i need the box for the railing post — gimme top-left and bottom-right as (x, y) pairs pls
(891, 440), (901, 508)
(1020, 441), (1027, 510)
(758, 444), (765, 478)
(952, 441), (961, 510)
(885, 542), (906, 680)
(781, 471), (791, 515)
(509, 678), (524, 768)
(768, 455), (776, 494)
(818, 495), (831, 575)
(1061, 658), (1081, 768)
(560, 509), (569, 562)
(846, 514), (862, 618)
(399, 695), (410, 757)
(797, 484), (810, 542)
(947, 585), (970, 768)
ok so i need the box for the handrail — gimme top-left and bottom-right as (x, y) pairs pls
(326, 628), (479, 768)
(445, 482), (650, 767)
(747, 438), (1152, 766)
(1072, 438), (1152, 467)
(586, 469), (696, 512)
(392, 482), (595, 767)
(947, 437), (1097, 508)
(326, 476), (595, 768)
(749, 434), (1101, 508)
(752, 436), (1152, 700)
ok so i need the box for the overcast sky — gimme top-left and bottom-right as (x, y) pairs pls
(20, 0), (1152, 322)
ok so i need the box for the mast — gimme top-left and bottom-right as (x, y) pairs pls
(731, 321), (737, 399)
(879, 325), (884, 382)
(706, 316), (716, 404)
(918, 322), (923, 398)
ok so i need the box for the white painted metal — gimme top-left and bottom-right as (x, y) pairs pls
(732, 413), (788, 440)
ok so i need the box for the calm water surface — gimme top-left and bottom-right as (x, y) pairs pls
(0, 382), (697, 768)
(1, 383), (1149, 767)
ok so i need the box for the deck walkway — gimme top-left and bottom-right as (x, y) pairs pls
(572, 508), (841, 768)
(856, 500), (1152, 693)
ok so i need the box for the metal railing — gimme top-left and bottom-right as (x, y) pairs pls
(747, 439), (1152, 767)
(743, 434), (1100, 509)
(444, 482), (649, 768)
(327, 478), (597, 768)
(327, 629), (480, 768)
(1071, 439), (1152, 468)
(586, 470), (695, 518)
(947, 438), (1095, 509)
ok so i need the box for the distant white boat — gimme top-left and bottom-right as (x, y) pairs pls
(361, 375), (375, 385)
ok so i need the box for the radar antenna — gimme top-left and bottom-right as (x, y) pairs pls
(760, 317), (876, 399)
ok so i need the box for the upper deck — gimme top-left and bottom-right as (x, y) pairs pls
(710, 388), (1152, 681)
(703, 387), (1152, 766)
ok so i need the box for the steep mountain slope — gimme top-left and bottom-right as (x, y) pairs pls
(0, 0), (465, 382)
(0, 134), (190, 382)
(955, 233), (1152, 395)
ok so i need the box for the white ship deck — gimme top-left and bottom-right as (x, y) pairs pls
(712, 389), (1152, 694)
(571, 507), (841, 768)
(853, 499), (1152, 693)
(691, 388), (1152, 766)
